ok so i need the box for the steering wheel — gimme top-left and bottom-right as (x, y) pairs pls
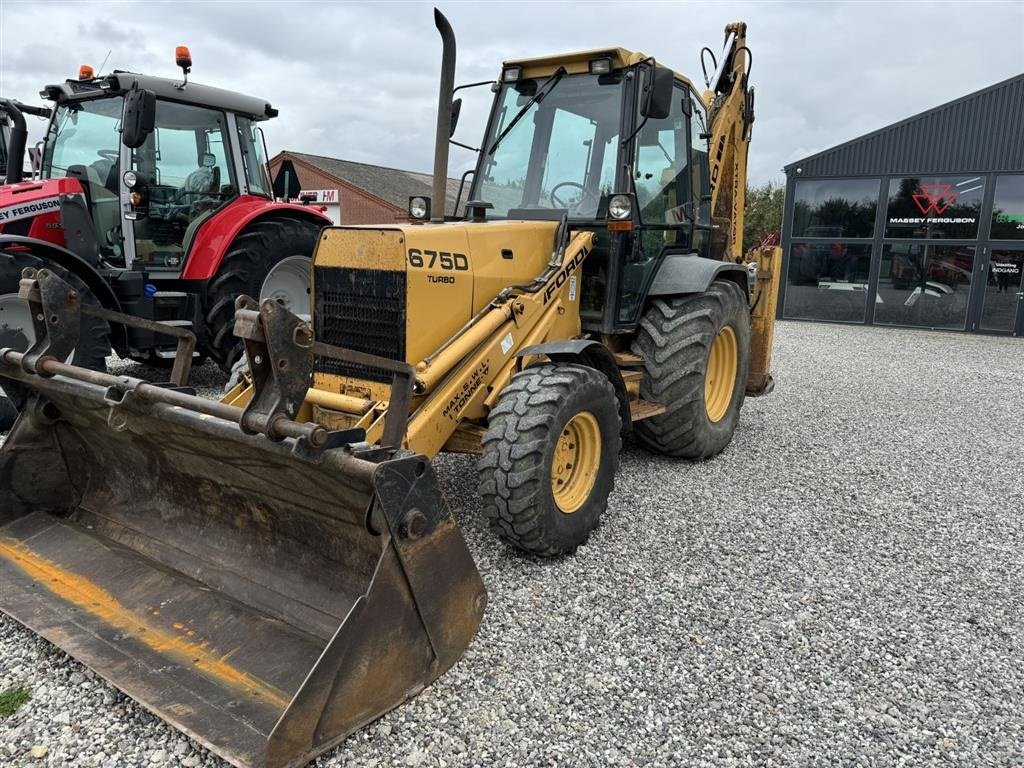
(550, 181), (586, 209)
(96, 149), (119, 162)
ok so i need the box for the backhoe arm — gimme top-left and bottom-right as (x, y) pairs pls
(701, 23), (778, 396)
(703, 21), (754, 264)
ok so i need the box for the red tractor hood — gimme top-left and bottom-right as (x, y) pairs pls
(0, 178), (85, 245)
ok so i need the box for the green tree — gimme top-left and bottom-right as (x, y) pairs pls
(743, 180), (785, 252)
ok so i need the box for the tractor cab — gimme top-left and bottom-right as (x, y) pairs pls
(0, 54), (327, 385)
(464, 50), (715, 334)
(38, 62), (275, 272)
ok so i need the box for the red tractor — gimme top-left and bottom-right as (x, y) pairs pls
(0, 51), (330, 428)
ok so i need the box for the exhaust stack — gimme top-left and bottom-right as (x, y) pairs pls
(431, 8), (455, 222)
(1, 99), (27, 183)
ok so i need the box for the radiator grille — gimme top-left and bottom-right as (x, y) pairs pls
(314, 266), (406, 383)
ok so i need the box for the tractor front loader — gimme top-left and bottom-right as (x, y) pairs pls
(0, 9), (780, 768)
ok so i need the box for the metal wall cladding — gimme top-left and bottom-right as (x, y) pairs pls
(786, 74), (1024, 178)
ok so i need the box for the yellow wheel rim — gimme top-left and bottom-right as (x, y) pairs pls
(551, 411), (602, 514)
(704, 325), (738, 423)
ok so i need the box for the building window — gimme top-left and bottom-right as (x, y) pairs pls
(884, 176), (985, 240)
(990, 174), (1024, 241)
(784, 241), (873, 323)
(791, 178), (879, 238)
(875, 243), (976, 329)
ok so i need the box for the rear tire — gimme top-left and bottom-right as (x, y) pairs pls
(202, 218), (320, 370)
(0, 250), (110, 431)
(631, 280), (750, 459)
(477, 363), (621, 557)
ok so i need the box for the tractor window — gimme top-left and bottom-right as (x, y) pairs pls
(42, 97), (124, 248)
(43, 97), (123, 182)
(474, 73), (623, 218)
(236, 116), (272, 197)
(130, 101), (237, 270)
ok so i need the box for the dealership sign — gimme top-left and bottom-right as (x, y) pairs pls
(298, 189), (339, 203)
(888, 178), (979, 228)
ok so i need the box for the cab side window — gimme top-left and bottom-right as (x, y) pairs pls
(633, 85), (691, 228)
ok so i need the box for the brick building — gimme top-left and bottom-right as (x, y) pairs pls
(268, 151), (464, 225)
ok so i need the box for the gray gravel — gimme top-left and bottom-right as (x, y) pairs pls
(2, 321), (1022, 767)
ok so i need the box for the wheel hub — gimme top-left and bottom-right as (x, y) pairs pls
(705, 325), (738, 423)
(0, 294), (34, 353)
(260, 256), (312, 319)
(550, 411), (602, 514)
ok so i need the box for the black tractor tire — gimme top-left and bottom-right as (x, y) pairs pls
(631, 280), (750, 460)
(477, 363), (622, 557)
(201, 217), (320, 371)
(0, 250), (110, 431)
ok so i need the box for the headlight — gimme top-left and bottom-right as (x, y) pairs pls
(608, 194), (632, 220)
(122, 170), (138, 189)
(408, 196), (429, 220)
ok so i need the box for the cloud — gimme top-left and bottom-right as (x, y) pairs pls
(1, 0), (1021, 185)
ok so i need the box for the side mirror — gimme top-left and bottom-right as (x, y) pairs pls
(641, 66), (674, 120)
(450, 97), (462, 138)
(122, 88), (156, 149)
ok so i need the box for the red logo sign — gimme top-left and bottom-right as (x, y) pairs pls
(913, 184), (957, 215)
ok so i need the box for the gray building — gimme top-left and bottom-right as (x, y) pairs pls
(779, 73), (1024, 336)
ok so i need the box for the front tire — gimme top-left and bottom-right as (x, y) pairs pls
(0, 251), (110, 431)
(477, 363), (621, 556)
(631, 280), (750, 459)
(202, 218), (320, 370)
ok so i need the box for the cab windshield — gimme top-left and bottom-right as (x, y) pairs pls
(42, 97), (124, 181)
(42, 97), (125, 249)
(473, 73), (624, 218)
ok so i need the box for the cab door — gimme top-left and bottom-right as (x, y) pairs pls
(614, 80), (700, 326)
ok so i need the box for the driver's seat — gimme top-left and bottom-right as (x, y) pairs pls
(182, 166), (219, 197)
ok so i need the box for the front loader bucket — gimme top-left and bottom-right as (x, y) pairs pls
(0, 364), (486, 768)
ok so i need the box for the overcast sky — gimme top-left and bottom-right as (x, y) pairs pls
(2, 0), (1022, 186)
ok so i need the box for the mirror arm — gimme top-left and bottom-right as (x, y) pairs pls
(450, 138), (480, 152)
(453, 80), (496, 94)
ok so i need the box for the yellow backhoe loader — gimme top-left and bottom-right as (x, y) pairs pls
(0, 10), (780, 768)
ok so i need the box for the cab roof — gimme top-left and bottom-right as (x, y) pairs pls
(41, 71), (277, 120)
(502, 47), (696, 89)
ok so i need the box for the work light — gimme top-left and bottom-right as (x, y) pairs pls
(589, 57), (612, 75)
(502, 66), (522, 83)
(409, 196), (430, 220)
(608, 194), (632, 219)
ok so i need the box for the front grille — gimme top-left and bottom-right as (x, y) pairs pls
(314, 265), (406, 383)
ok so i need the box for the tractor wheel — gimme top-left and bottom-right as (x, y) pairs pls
(631, 280), (750, 459)
(478, 363), (621, 557)
(202, 218), (320, 370)
(0, 252), (110, 432)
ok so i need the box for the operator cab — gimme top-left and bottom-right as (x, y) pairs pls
(38, 65), (274, 272)
(465, 49), (713, 333)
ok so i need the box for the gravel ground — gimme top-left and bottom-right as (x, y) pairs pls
(1, 321), (1022, 767)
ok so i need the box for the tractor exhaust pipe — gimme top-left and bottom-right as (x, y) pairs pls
(1, 99), (27, 184)
(431, 8), (455, 222)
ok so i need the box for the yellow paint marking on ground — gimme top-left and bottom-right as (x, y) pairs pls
(0, 538), (291, 710)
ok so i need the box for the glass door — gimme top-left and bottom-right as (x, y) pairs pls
(978, 248), (1024, 335)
